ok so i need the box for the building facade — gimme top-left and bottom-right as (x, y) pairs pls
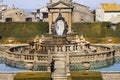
(72, 2), (94, 22)
(31, 7), (48, 22)
(32, 0), (94, 23)
(96, 3), (120, 23)
(31, 0), (94, 33)
(0, 5), (34, 22)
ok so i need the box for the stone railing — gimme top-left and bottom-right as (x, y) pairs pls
(69, 51), (115, 63)
(5, 50), (49, 63)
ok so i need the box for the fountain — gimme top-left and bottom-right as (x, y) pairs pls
(1, 13), (115, 79)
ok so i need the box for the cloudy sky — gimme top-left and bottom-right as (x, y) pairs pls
(1, 0), (120, 10)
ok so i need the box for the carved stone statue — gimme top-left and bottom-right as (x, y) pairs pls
(51, 22), (56, 35)
(51, 13), (68, 37)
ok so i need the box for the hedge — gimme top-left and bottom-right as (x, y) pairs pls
(0, 22), (49, 43)
(72, 22), (120, 43)
(14, 72), (51, 80)
(0, 22), (120, 43)
(72, 22), (120, 38)
(14, 72), (102, 80)
(70, 72), (103, 80)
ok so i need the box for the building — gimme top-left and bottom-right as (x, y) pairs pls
(96, 3), (120, 23)
(32, 0), (94, 23)
(31, 7), (48, 22)
(32, 0), (94, 33)
(0, 5), (34, 22)
(72, 2), (94, 22)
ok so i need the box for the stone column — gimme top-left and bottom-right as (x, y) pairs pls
(66, 52), (70, 76)
(48, 13), (53, 34)
(47, 50), (51, 72)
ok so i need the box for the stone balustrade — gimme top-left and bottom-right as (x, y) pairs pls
(0, 43), (115, 71)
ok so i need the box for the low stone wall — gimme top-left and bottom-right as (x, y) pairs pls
(0, 72), (120, 80)
(102, 72), (120, 80)
(0, 72), (16, 80)
(70, 58), (114, 71)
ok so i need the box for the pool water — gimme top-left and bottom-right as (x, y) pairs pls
(0, 64), (27, 72)
(0, 63), (120, 72)
(92, 63), (120, 72)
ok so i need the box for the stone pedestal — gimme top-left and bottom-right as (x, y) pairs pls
(53, 37), (68, 44)
(52, 54), (68, 80)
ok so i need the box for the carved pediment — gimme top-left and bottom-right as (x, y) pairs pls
(55, 3), (69, 8)
(48, 1), (73, 9)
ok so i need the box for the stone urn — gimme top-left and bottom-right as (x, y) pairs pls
(8, 38), (14, 43)
(83, 62), (91, 71)
(25, 63), (34, 70)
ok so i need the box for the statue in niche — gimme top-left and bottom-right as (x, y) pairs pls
(51, 22), (56, 35)
(51, 13), (68, 37)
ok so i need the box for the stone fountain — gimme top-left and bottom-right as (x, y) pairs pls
(3, 12), (115, 80)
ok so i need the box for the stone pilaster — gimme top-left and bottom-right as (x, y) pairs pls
(48, 13), (53, 34)
(68, 12), (72, 33)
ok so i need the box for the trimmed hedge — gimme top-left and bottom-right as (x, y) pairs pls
(70, 72), (103, 80)
(72, 22), (120, 43)
(72, 22), (120, 38)
(0, 22), (49, 43)
(0, 22), (120, 43)
(14, 72), (51, 80)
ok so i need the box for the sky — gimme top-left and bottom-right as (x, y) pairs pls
(1, 0), (120, 10)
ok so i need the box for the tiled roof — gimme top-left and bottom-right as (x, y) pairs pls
(102, 3), (120, 12)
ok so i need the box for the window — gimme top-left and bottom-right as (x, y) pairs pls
(25, 18), (32, 22)
(5, 18), (12, 22)
(43, 13), (48, 18)
(37, 9), (40, 13)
